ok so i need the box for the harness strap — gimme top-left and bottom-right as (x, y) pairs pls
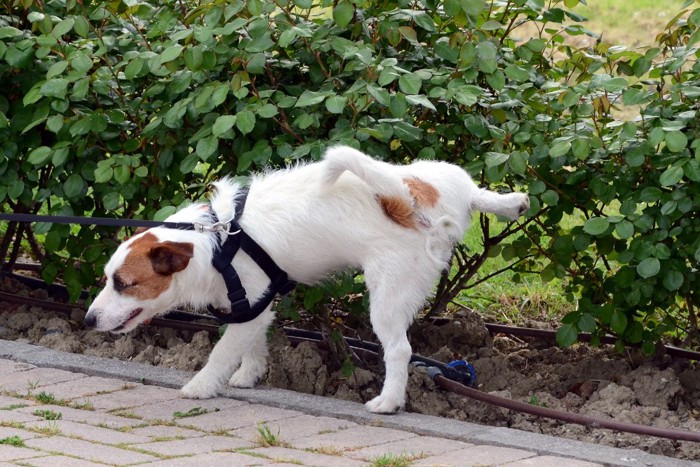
(207, 189), (296, 324)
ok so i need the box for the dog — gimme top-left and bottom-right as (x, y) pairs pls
(84, 146), (529, 413)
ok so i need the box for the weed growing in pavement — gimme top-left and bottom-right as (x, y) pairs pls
(0, 436), (25, 447)
(32, 409), (62, 420)
(172, 407), (212, 419)
(254, 423), (289, 448)
(370, 453), (420, 467)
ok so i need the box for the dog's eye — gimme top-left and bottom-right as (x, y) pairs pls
(113, 275), (133, 292)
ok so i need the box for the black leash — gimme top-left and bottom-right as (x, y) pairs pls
(0, 212), (198, 231)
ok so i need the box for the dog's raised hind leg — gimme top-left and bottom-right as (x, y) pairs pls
(181, 309), (274, 399)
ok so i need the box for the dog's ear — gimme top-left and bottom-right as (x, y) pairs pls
(147, 242), (194, 275)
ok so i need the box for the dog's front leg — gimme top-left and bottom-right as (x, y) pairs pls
(181, 309), (274, 399)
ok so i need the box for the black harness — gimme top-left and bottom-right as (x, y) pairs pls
(206, 188), (296, 324)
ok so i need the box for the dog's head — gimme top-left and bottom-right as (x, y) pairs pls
(84, 230), (194, 333)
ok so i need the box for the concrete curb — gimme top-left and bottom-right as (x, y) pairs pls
(1, 339), (696, 467)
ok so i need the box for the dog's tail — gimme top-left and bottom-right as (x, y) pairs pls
(321, 146), (408, 199)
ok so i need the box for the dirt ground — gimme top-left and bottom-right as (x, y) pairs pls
(1, 275), (699, 461)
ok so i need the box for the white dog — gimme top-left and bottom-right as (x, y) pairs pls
(85, 146), (529, 413)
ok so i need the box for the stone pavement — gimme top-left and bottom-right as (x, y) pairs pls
(0, 340), (696, 467)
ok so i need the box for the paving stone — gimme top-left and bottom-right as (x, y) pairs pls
(176, 404), (301, 432)
(128, 424), (207, 440)
(132, 434), (251, 456)
(503, 455), (604, 466)
(134, 451), (273, 466)
(0, 409), (42, 424)
(17, 405), (142, 429)
(0, 360), (35, 374)
(0, 368), (87, 394)
(230, 414), (357, 443)
(84, 384), (181, 411)
(248, 446), (367, 467)
(0, 395), (36, 409)
(290, 425), (417, 451)
(23, 435), (158, 464)
(18, 455), (112, 466)
(414, 444), (536, 466)
(126, 396), (247, 422)
(24, 419), (149, 445)
(0, 445), (44, 462)
(0, 426), (44, 440)
(348, 435), (474, 461)
(27, 376), (134, 402)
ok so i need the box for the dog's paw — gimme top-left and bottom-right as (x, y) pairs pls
(180, 378), (219, 399)
(228, 366), (264, 388)
(365, 394), (404, 414)
(504, 193), (530, 221)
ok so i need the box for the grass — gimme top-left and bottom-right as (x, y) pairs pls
(32, 409), (62, 421)
(370, 453), (421, 467)
(172, 407), (211, 419)
(254, 423), (289, 448)
(0, 436), (25, 447)
(572, 0), (687, 48)
(450, 214), (576, 324)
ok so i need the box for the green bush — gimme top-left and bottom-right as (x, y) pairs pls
(1, 0), (698, 349)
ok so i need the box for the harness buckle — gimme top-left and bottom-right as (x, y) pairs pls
(193, 221), (241, 236)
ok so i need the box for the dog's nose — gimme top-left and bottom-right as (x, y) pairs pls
(84, 311), (97, 328)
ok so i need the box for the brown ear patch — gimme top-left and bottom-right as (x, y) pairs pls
(405, 177), (440, 207)
(116, 233), (194, 300)
(378, 196), (416, 229)
(148, 242), (194, 275)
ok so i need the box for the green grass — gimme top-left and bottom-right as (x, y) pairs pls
(370, 453), (419, 467)
(0, 436), (25, 447)
(572, 0), (687, 48)
(32, 409), (62, 421)
(452, 214), (576, 323)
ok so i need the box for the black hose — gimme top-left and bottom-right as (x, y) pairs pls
(432, 372), (700, 443)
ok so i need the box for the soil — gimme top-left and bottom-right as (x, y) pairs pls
(1, 274), (699, 461)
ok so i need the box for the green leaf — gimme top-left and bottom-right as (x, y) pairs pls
(659, 165), (684, 186)
(159, 45), (184, 64)
(196, 135), (218, 160)
(212, 115), (236, 136)
(405, 95), (436, 111)
(124, 58), (144, 80)
(665, 130), (687, 152)
(46, 115), (64, 133)
(0, 26), (22, 39)
(476, 41), (498, 74)
(74, 16), (89, 37)
(610, 309), (628, 334)
(556, 323), (578, 347)
(662, 270), (684, 291)
(578, 313), (596, 333)
(637, 257), (660, 279)
(398, 73), (422, 95)
(40, 79), (68, 99)
(257, 103), (278, 118)
(235, 110), (256, 134)
(615, 220), (634, 239)
(47, 61), (68, 79)
(52, 18), (74, 37)
(549, 141), (571, 158)
(63, 174), (84, 198)
(484, 152), (509, 167)
(27, 146), (52, 165)
(325, 95), (346, 114)
(333, 1), (354, 28)
(601, 77), (628, 92)
(295, 90), (326, 107)
(583, 217), (610, 236)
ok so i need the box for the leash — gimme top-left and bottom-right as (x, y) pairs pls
(0, 190), (297, 324)
(0, 212), (206, 231)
